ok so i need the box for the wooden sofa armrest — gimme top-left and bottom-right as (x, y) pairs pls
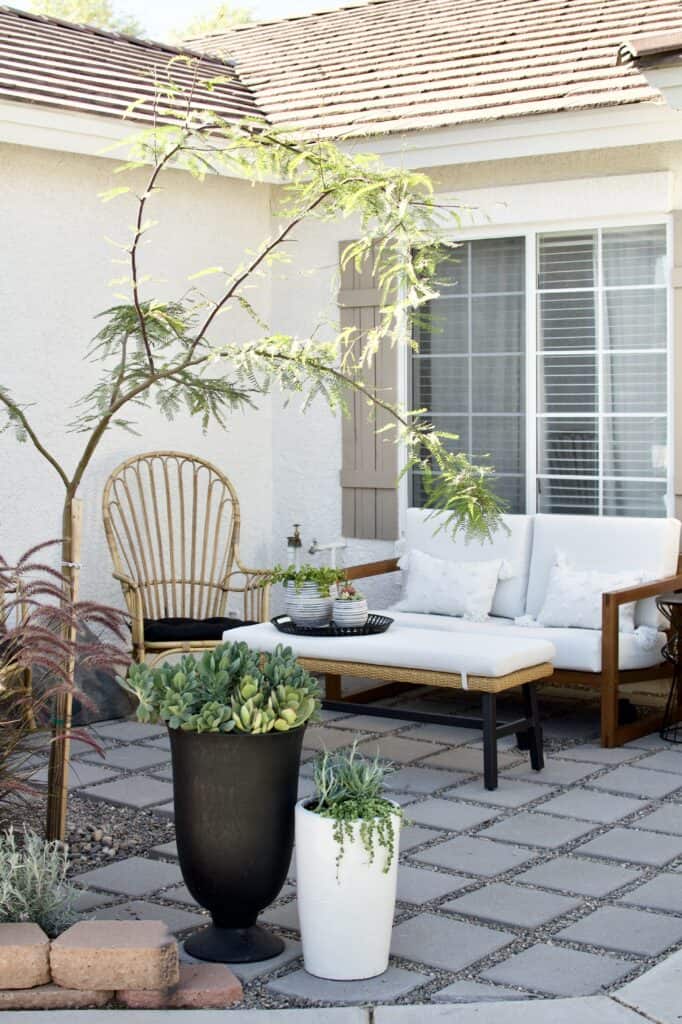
(601, 570), (682, 677)
(344, 558), (400, 582)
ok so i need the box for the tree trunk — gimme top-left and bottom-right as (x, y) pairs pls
(45, 496), (82, 841)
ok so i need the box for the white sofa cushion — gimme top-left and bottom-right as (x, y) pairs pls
(385, 609), (666, 673)
(395, 549), (505, 621)
(403, 508), (533, 619)
(536, 557), (641, 633)
(525, 514), (681, 628)
(225, 621), (555, 678)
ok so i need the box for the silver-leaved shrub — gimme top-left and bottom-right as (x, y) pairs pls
(0, 828), (77, 936)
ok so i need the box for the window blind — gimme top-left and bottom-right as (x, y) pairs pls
(536, 225), (668, 517)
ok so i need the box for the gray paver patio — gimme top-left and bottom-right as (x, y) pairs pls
(478, 812), (596, 849)
(431, 980), (529, 1003)
(589, 765), (682, 799)
(616, 947), (682, 1023)
(415, 835), (539, 876)
(60, 700), (682, 1010)
(384, 766), (469, 793)
(635, 804), (682, 835)
(356, 737), (445, 763)
(575, 826), (682, 866)
(396, 866), (471, 904)
(390, 912), (514, 971)
(75, 855), (183, 896)
(268, 967), (429, 1004)
(81, 776), (173, 808)
(482, 944), (632, 996)
(421, 747), (521, 773)
(91, 899), (206, 933)
(447, 779), (557, 807)
(90, 721), (165, 742)
(537, 789), (648, 824)
(374, 998), (648, 1022)
(619, 872), (682, 912)
(406, 798), (498, 831)
(84, 745), (170, 771)
(634, 750), (682, 775)
(557, 905), (682, 956)
(516, 856), (642, 897)
(442, 881), (582, 928)
(33, 762), (119, 789)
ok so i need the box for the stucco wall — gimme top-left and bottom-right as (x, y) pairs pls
(0, 143), (274, 607)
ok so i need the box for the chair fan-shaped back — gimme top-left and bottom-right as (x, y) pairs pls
(103, 452), (240, 621)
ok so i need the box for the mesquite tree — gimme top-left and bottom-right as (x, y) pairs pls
(0, 64), (504, 838)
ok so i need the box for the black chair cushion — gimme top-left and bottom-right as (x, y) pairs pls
(143, 617), (254, 644)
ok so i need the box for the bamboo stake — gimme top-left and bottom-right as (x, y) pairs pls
(45, 497), (83, 841)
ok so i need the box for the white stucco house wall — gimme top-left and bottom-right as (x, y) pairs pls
(3, 0), (682, 613)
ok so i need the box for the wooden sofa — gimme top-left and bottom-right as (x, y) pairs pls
(344, 511), (682, 748)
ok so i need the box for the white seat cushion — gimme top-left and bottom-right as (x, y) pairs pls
(224, 622), (555, 678)
(386, 609), (666, 673)
(525, 514), (681, 628)
(403, 508), (533, 619)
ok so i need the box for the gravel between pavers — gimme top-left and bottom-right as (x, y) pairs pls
(11, 685), (682, 1010)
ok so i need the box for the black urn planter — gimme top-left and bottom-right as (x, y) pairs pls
(169, 725), (304, 963)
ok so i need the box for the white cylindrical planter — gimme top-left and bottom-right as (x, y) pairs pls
(285, 582), (332, 627)
(295, 799), (400, 980)
(332, 599), (369, 628)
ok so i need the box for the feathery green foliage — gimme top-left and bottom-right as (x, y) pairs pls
(261, 564), (346, 597)
(312, 743), (403, 875)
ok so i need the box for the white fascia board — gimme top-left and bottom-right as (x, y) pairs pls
(640, 67), (682, 112)
(338, 102), (682, 169)
(440, 171), (674, 232)
(0, 100), (269, 181)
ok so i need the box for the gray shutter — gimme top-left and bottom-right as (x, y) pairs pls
(339, 241), (398, 540)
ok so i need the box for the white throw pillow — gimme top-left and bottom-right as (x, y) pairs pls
(536, 555), (642, 633)
(394, 549), (507, 621)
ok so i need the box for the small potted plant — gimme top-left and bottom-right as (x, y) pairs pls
(332, 583), (369, 628)
(295, 743), (403, 980)
(262, 564), (346, 627)
(120, 640), (320, 963)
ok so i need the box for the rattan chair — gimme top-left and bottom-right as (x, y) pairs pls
(103, 452), (270, 664)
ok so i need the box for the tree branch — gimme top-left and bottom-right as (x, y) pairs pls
(0, 391), (70, 489)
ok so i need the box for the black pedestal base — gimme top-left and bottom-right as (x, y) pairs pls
(184, 923), (284, 963)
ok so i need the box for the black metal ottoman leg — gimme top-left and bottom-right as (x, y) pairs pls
(522, 682), (544, 771)
(482, 693), (498, 790)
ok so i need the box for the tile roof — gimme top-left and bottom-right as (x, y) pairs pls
(0, 5), (262, 125)
(190, 0), (682, 138)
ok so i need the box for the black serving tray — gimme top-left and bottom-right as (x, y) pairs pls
(271, 613), (393, 638)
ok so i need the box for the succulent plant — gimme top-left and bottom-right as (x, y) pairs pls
(119, 641), (320, 736)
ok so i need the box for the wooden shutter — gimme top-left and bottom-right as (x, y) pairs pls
(339, 241), (399, 540)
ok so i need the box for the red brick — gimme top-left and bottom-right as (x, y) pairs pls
(0, 923), (50, 989)
(117, 962), (243, 1008)
(0, 983), (112, 1009)
(50, 920), (179, 991)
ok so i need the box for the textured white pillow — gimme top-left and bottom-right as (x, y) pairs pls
(394, 549), (506, 621)
(537, 555), (642, 633)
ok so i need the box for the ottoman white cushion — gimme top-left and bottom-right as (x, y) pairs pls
(224, 622), (555, 679)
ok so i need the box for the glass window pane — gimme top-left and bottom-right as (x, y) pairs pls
(539, 293), (596, 351)
(603, 479), (668, 517)
(537, 477), (598, 514)
(538, 354), (597, 414)
(490, 474), (525, 514)
(437, 244), (469, 295)
(537, 418), (598, 476)
(472, 354), (524, 414)
(472, 295), (524, 353)
(413, 356), (468, 413)
(472, 416), (524, 476)
(538, 231), (596, 290)
(603, 417), (667, 479)
(603, 289), (666, 351)
(426, 415), (470, 456)
(603, 352), (667, 414)
(414, 296), (468, 356)
(602, 225), (667, 287)
(471, 236), (525, 293)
